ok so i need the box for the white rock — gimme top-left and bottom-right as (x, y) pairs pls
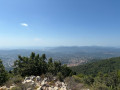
(44, 77), (47, 81)
(30, 76), (36, 80)
(10, 85), (16, 89)
(60, 87), (67, 90)
(27, 88), (32, 90)
(36, 76), (41, 82)
(49, 86), (54, 90)
(30, 81), (36, 86)
(37, 86), (42, 90)
(41, 78), (48, 86)
(22, 79), (35, 85)
(25, 77), (31, 81)
(55, 81), (62, 87)
(54, 86), (59, 90)
(48, 87), (52, 90)
(62, 82), (65, 86)
(0, 86), (7, 90)
(41, 80), (45, 86)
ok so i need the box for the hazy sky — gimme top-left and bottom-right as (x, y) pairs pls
(0, 0), (120, 48)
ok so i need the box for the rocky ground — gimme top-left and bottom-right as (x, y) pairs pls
(0, 75), (68, 90)
(0, 76), (90, 90)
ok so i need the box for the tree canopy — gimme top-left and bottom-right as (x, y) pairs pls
(0, 59), (8, 85)
(71, 57), (120, 76)
(13, 52), (74, 78)
(71, 57), (120, 89)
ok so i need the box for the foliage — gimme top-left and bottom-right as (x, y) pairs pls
(0, 59), (8, 85)
(57, 72), (64, 81)
(5, 75), (23, 87)
(10, 86), (21, 90)
(13, 52), (74, 78)
(71, 57), (120, 76)
(65, 77), (85, 89)
(72, 71), (120, 89)
(82, 75), (94, 85)
(13, 52), (47, 76)
(71, 57), (120, 89)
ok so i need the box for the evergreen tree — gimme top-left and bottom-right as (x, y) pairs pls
(0, 59), (8, 85)
(13, 52), (74, 78)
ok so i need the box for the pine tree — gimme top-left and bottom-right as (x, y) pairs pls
(0, 59), (8, 85)
(13, 52), (74, 78)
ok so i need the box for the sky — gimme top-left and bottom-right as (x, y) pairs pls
(0, 0), (120, 48)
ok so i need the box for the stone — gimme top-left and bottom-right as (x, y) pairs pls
(10, 85), (16, 89)
(60, 87), (67, 90)
(36, 76), (41, 82)
(41, 80), (45, 86)
(41, 78), (48, 86)
(27, 88), (32, 90)
(55, 81), (62, 87)
(0, 86), (7, 90)
(37, 86), (42, 90)
(44, 78), (47, 81)
(54, 86), (59, 90)
(30, 76), (36, 80)
(49, 86), (54, 90)
(25, 77), (31, 81)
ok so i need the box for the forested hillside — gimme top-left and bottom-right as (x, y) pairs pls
(71, 57), (120, 75)
(71, 57), (120, 90)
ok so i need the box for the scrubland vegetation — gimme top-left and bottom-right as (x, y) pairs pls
(71, 57), (120, 90)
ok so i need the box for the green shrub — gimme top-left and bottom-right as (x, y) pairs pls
(92, 83), (111, 90)
(57, 72), (64, 81)
(5, 75), (23, 87)
(0, 59), (9, 85)
(83, 76), (94, 85)
(11, 87), (21, 90)
(49, 81), (55, 86)
(73, 75), (83, 83)
(13, 76), (23, 84)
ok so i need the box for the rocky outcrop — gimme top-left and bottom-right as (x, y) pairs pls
(0, 84), (16, 90)
(23, 76), (68, 90)
(0, 76), (68, 90)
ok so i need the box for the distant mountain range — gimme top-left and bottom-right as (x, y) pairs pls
(47, 46), (120, 53)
